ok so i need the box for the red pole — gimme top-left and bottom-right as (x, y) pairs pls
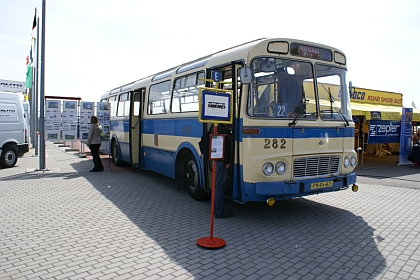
(208, 124), (218, 239)
(197, 123), (226, 249)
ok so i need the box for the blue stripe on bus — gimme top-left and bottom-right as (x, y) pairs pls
(142, 118), (203, 137)
(110, 120), (130, 132)
(110, 118), (204, 137)
(241, 126), (354, 139)
(143, 147), (176, 178)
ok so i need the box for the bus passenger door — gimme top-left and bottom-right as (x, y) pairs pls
(206, 63), (241, 200)
(130, 89), (143, 167)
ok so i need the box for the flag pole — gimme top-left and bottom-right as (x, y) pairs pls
(29, 8), (37, 151)
(30, 42), (35, 150)
(39, 0), (47, 170)
(30, 8), (35, 150)
(35, 15), (40, 156)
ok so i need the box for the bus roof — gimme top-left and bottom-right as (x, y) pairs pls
(102, 37), (345, 97)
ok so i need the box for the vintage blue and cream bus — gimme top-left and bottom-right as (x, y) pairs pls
(100, 38), (358, 205)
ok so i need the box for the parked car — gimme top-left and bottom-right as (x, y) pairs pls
(0, 92), (30, 168)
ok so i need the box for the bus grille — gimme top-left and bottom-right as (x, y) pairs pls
(293, 156), (340, 178)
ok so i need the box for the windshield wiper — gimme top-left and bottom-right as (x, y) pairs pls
(288, 99), (309, 126)
(321, 85), (349, 127)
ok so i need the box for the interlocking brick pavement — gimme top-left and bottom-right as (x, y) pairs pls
(1, 142), (419, 279)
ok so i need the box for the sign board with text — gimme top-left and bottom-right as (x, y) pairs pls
(198, 89), (232, 124)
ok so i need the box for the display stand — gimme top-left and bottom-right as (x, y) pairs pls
(197, 125), (226, 249)
(196, 72), (232, 250)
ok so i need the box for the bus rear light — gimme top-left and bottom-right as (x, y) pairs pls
(242, 128), (260, 135)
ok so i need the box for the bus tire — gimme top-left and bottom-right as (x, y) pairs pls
(1, 145), (18, 168)
(111, 140), (124, 167)
(184, 154), (208, 201)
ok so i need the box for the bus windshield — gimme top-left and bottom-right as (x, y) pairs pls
(247, 57), (352, 121)
(315, 64), (352, 121)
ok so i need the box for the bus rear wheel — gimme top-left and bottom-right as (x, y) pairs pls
(184, 154), (207, 201)
(111, 140), (124, 167)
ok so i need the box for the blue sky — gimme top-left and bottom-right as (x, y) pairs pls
(1, 0), (419, 107)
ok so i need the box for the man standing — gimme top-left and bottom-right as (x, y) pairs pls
(214, 124), (233, 218)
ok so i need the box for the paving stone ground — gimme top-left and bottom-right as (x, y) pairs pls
(1, 142), (419, 279)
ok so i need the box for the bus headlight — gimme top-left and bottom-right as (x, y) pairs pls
(344, 156), (350, 168)
(350, 156), (357, 167)
(275, 161), (286, 175)
(262, 162), (274, 176)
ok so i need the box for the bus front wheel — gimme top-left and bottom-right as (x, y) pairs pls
(184, 154), (207, 201)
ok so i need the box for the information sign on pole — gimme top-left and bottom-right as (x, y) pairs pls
(198, 89), (233, 124)
(79, 101), (95, 142)
(45, 100), (61, 141)
(62, 101), (78, 141)
(399, 108), (413, 165)
(97, 102), (111, 141)
(209, 134), (225, 160)
(211, 70), (221, 82)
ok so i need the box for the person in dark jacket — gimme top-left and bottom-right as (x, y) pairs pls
(214, 124), (233, 218)
(86, 116), (104, 172)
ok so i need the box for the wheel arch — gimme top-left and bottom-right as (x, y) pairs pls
(175, 142), (205, 190)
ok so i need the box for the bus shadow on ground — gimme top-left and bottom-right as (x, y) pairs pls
(73, 160), (385, 279)
(0, 148), (386, 279)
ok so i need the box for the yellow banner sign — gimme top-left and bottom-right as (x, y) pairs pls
(350, 87), (402, 107)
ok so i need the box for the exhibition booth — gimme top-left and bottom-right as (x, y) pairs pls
(349, 87), (417, 168)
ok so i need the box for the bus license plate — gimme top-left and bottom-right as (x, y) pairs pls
(310, 181), (333, 190)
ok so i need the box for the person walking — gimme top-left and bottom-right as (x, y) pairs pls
(86, 116), (104, 172)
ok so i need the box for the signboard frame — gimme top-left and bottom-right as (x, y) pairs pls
(198, 88), (233, 124)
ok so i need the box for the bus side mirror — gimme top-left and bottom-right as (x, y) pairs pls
(239, 67), (253, 84)
(349, 81), (353, 95)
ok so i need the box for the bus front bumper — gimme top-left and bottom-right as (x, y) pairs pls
(245, 172), (357, 201)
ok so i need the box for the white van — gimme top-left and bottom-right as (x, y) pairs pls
(0, 92), (30, 168)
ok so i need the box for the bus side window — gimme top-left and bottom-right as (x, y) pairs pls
(108, 96), (117, 117)
(171, 72), (203, 113)
(133, 91), (141, 117)
(148, 81), (171, 115)
(115, 92), (130, 117)
(117, 93), (128, 117)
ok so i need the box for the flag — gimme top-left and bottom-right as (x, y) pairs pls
(26, 63), (33, 89)
(32, 14), (36, 30)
